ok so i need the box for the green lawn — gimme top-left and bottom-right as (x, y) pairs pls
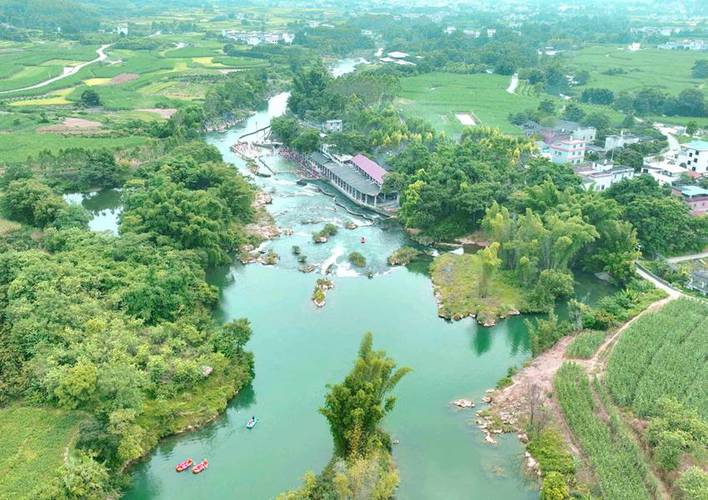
(569, 45), (706, 96)
(0, 406), (82, 499)
(0, 133), (152, 163)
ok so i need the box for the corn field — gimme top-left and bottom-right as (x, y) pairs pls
(606, 299), (708, 418)
(554, 363), (653, 500)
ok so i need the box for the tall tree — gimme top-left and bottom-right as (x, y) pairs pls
(320, 333), (411, 458)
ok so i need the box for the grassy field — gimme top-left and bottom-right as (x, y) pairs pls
(569, 45), (706, 96)
(396, 72), (625, 136)
(430, 252), (525, 323)
(0, 133), (152, 162)
(397, 72), (539, 135)
(606, 298), (708, 418)
(0, 406), (82, 499)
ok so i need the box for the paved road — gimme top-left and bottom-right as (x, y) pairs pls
(0, 44), (110, 95)
(654, 123), (681, 153)
(636, 266), (683, 299)
(506, 73), (519, 94)
(666, 251), (708, 263)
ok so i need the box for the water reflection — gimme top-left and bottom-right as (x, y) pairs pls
(63, 189), (123, 235)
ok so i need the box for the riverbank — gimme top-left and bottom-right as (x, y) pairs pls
(476, 280), (671, 494)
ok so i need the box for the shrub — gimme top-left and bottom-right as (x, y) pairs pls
(348, 251), (366, 268)
(541, 471), (569, 500)
(527, 429), (575, 478)
(677, 467), (708, 500)
(388, 246), (421, 266)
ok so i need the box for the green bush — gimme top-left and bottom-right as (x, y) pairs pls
(541, 471), (569, 500)
(348, 251), (366, 268)
(527, 429), (575, 478)
(677, 467), (708, 500)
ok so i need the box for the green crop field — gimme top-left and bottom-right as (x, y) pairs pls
(396, 72), (540, 135)
(0, 406), (82, 499)
(396, 72), (625, 136)
(566, 330), (607, 359)
(569, 45), (706, 96)
(606, 298), (708, 418)
(555, 363), (654, 500)
(0, 133), (152, 163)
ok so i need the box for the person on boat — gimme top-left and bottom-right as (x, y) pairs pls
(361, 237), (366, 244)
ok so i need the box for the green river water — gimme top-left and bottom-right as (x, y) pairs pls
(69, 65), (611, 499)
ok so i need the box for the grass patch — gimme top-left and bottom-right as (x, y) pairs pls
(0, 406), (82, 499)
(0, 133), (151, 163)
(397, 72), (539, 135)
(566, 330), (607, 359)
(430, 252), (524, 322)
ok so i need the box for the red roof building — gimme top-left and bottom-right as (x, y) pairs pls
(350, 154), (387, 185)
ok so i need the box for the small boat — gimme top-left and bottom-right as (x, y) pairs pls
(192, 460), (208, 474)
(360, 237), (366, 244)
(176, 458), (193, 472)
(246, 417), (258, 429)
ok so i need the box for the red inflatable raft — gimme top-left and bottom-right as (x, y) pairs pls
(192, 460), (209, 474)
(175, 458), (193, 472)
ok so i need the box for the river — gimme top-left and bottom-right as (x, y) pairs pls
(121, 60), (609, 499)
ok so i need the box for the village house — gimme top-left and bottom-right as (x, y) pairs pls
(575, 162), (635, 191)
(525, 120), (596, 165)
(679, 140), (708, 174)
(642, 156), (689, 186)
(604, 131), (640, 152)
(672, 185), (708, 216)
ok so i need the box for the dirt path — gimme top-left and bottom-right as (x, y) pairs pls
(485, 268), (679, 496)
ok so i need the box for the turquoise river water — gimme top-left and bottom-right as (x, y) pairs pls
(112, 61), (610, 499)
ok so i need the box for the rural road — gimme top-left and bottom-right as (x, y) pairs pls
(506, 73), (519, 94)
(666, 251), (708, 263)
(655, 124), (680, 152)
(636, 266), (683, 299)
(0, 44), (110, 95)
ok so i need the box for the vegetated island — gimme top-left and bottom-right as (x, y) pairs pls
(431, 251), (523, 326)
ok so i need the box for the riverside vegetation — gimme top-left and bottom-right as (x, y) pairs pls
(0, 49), (272, 495)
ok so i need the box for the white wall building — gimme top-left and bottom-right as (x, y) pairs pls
(679, 140), (708, 174)
(642, 157), (688, 185)
(549, 138), (586, 165)
(576, 163), (635, 191)
(604, 132), (640, 152)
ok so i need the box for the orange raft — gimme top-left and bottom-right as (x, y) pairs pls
(176, 458), (193, 472)
(192, 460), (209, 474)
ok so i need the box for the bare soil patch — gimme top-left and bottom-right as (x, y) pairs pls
(137, 108), (177, 119)
(38, 117), (103, 134)
(110, 73), (139, 85)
